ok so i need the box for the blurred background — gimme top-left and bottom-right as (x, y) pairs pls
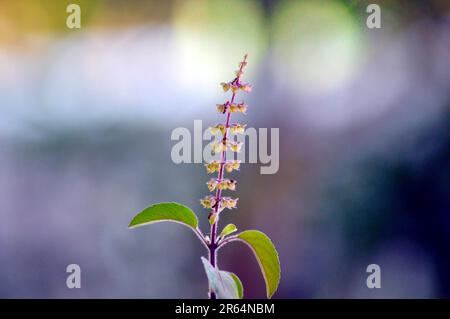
(0, 0), (449, 298)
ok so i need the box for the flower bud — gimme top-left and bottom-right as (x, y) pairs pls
(217, 179), (237, 191)
(209, 124), (226, 136)
(216, 104), (227, 114)
(207, 178), (218, 192)
(221, 82), (230, 92)
(226, 179), (237, 191)
(236, 103), (247, 114)
(211, 140), (228, 154)
(220, 197), (239, 210)
(240, 83), (252, 93)
(230, 123), (246, 134)
(205, 160), (220, 174)
(229, 141), (242, 152)
(224, 160), (241, 173)
(208, 214), (217, 226)
(200, 196), (216, 209)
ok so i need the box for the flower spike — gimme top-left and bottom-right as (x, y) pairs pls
(201, 55), (251, 292)
(129, 54), (281, 300)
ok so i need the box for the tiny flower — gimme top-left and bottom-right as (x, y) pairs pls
(230, 84), (239, 94)
(227, 181), (236, 191)
(205, 160), (220, 174)
(236, 103), (248, 114)
(240, 83), (252, 93)
(229, 141), (243, 152)
(200, 196), (216, 209)
(226, 179), (237, 191)
(211, 140), (228, 154)
(229, 103), (238, 113)
(216, 103), (227, 114)
(217, 179), (237, 191)
(224, 160), (241, 173)
(221, 82), (230, 92)
(230, 123), (246, 134)
(209, 124), (226, 136)
(220, 197), (239, 210)
(206, 178), (218, 192)
(211, 142), (221, 154)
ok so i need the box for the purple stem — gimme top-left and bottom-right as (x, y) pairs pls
(208, 55), (247, 299)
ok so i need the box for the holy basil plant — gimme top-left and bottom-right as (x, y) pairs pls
(129, 55), (280, 299)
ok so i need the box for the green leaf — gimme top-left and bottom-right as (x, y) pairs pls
(128, 202), (198, 230)
(220, 223), (237, 238)
(228, 272), (244, 299)
(201, 257), (241, 299)
(236, 230), (280, 298)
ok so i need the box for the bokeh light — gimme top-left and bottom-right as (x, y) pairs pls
(172, 0), (267, 96)
(273, 0), (364, 96)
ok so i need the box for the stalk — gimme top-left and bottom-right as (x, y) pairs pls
(208, 54), (248, 299)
